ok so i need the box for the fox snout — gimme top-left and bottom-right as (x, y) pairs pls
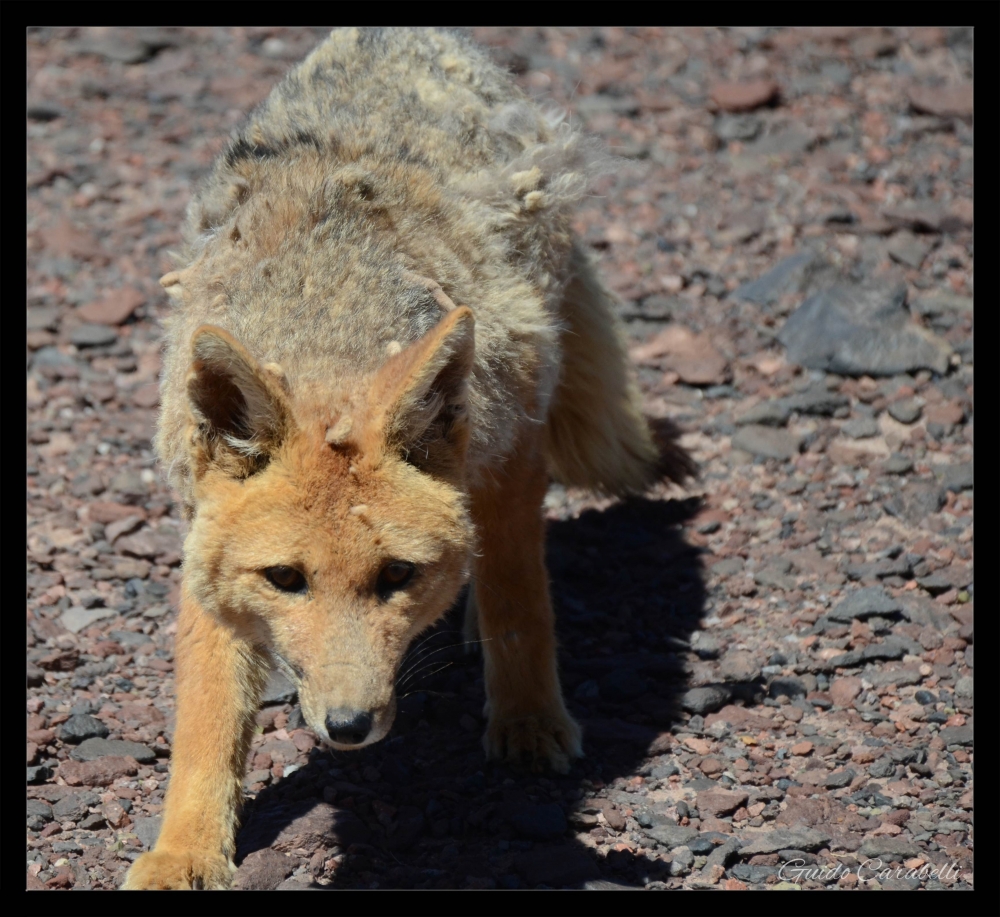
(324, 708), (373, 746)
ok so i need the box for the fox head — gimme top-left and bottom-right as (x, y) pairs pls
(181, 307), (476, 749)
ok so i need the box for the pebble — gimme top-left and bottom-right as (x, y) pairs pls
(731, 425), (802, 461)
(888, 398), (923, 424)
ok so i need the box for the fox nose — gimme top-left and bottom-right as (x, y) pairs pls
(325, 708), (372, 746)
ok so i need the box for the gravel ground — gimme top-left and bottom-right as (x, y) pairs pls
(27, 27), (973, 891)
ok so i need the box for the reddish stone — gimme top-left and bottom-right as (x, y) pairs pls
(697, 788), (748, 817)
(88, 502), (147, 524)
(829, 676), (862, 707)
(711, 79), (779, 112)
(908, 82), (973, 119)
(77, 287), (145, 325)
(59, 755), (139, 787)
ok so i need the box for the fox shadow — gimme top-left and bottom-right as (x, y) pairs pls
(234, 492), (710, 889)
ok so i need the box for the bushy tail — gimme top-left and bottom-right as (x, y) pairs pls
(544, 243), (696, 495)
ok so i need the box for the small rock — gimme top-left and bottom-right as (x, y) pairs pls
(954, 676), (973, 699)
(908, 82), (973, 119)
(70, 738), (157, 764)
(58, 714), (110, 744)
(711, 79), (779, 112)
(738, 828), (830, 856)
(234, 848), (295, 891)
(887, 398), (922, 424)
(697, 789), (748, 818)
(70, 323), (119, 348)
(734, 251), (819, 306)
(887, 231), (933, 269)
(830, 675), (862, 707)
(237, 801), (370, 857)
(860, 836), (919, 859)
(77, 287), (145, 325)
(938, 724), (973, 745)
(680, 685), (732, 715)
(736, 400), (792, 427)
(938, 463), (973, 492)
(60, 606), (117, 634)
(841, 416), (880, 439)
(720, 651), (761, 682)
(644, 823), (698, 849)
(827, 586), (903, 622)
(777, 281), (952, 376)
(669, 845), (695, 876)
(132, 815), (162, 850)
(731, 425), (802, 461)
(767, 677), (807, 700)
(52, 791), (101, 822)
(823, 769), (855, 789)
(882, 453), (914, 475)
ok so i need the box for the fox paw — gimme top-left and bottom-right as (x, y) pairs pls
(483, 709), (582, 773)
(121, 848), (236, 890)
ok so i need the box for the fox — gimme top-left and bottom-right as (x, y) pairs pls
(122, 27), (693, 890)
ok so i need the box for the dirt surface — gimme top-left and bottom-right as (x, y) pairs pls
(27, 27), (973, 891)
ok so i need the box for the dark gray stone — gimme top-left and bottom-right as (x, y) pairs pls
(132, 815), (162, 850)
(733, 251), (819, 306)
(768, 677), (807, 699)
(888, 398), (923, 424)
(887, 231), (933, 269)
(783, 385), (849, 417)
(644, 822), (698, 849)
(869, 757), (896, 778)
(27, 799), (54, 829)
(883, 453), (914, 475)
(777, 281), (952, 376)
(938, 463), (973, 492)
(27, 306), (61, 331)
(824, 769), (856, 789)
(70, 737), (157, 764)
(715, 114), (763, 143)
(736, 400), (792, 427)
(938, 725), (973, 746)
(27, 765), (53, 784)
(731, 425), (802, 460)
(828, 586), (903, 622)
(680, 685), (732, 715)
(509, 803), (567, 840)
(705, 836), (742, 870)
(52, 790), (100, 822)
(739, 828), (830, 856)
(860, 836), (919, 859)
(70, 323), (118, 347)
(58, 713), (110, 744)
(882, 482), (946, 526)
(841, 416), (880, 439)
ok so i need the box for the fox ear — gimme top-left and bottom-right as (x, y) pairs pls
(367, 307), (475, 480)
(186, 326), (290, 479)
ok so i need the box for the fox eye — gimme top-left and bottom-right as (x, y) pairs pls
(264, 566), (307, 594)
(377, 561), (415, 598)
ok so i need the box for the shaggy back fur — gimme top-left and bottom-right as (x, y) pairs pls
(155, 27), (644, 512)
